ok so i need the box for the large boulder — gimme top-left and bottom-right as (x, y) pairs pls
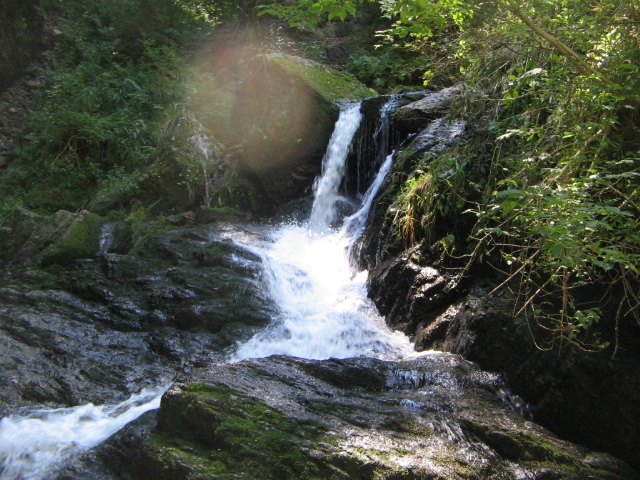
(231, 53), (376, 206)
(391, 85), (463, 136)
(94, 355), (635, 479)
(0, 208), (103, 268)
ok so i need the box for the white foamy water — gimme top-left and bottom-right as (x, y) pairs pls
(231, 225), (414, 361)
(0, 387), (166, 480)
(308, 104), (363, 231)
(340, 151), (394, 243)
(232, 102), (414, 362)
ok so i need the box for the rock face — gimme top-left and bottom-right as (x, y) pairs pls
(0, 210), (275, 412)
(94, 355), (635, 479)
(231, 53), (376, 206)
(357, 90), (640, 471)
(421, 288), (640, 474)
(392, 85), (463, 137)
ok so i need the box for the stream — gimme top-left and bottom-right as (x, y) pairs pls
(0, 100), (415, 479)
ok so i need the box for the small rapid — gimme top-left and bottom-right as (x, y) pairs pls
(0, 387), (166, 480)
(230, 225), (414, 361)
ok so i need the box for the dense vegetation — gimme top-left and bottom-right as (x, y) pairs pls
(1, 0), (639, 353)
(264, 0), (640, 352)
(0, 0), (267, 220)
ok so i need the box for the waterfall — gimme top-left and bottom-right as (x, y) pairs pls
(0, 96), (413, 478)
(231, 101), (414, 362)
(340, 151), (394, 243)
(307, 104), (363, 231)
(0, 387), (166, 480)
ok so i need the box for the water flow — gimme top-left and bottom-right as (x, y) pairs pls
(340, 151), (394, 243)
(308, 104), (363, 231)
(232, 103), (414, 362)
(0, 386), (166, 480)
(0, 98), (412, 478)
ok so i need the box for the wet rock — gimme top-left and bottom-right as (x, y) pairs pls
(98, 221), (134, 255)
(392, 85), (463, 136)
(0, 220), (276, 413)
(104, 355), (636, 479)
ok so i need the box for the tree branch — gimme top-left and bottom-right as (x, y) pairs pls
(492, 0), (614, 84)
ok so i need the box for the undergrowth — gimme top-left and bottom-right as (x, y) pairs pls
(392, 6), (640, 352)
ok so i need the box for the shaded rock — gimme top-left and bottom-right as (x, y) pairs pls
(231, 53), (376, 206)
(392, 85), (463, 136)
(367, 245), (464, 339)
(0, 208), (103, 268)
(105, 355), (636, 479)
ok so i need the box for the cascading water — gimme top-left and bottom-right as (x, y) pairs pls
(0, 386), (166, 480)
(341, 151), (394, 243)
(231, 102), (414, 362)
(307, 104), (363, 231)
(0, 98), (414, 479)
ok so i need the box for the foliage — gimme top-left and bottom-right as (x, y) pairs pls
(347, 48), (425, 90)
(0, 0), (215, 214)
(395, 152), (469, 245)
(268, 0), (640, 351)
(258, 0), (366, 29)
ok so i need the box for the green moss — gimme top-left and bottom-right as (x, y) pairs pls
(25, 179), (91, 213)
(270, 54), (377, 102)
(460, 419), (580, 468)
(182, 383), (231, 399)
(41, 213), (103, 267)
(154, 387), (337, 479)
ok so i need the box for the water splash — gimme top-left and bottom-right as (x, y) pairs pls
(0, 387), (166, 480)
(231, 100), (414, 362)
(231, 226), (414, 361)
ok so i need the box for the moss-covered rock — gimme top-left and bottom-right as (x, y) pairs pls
(268, 54), (376, 103)
(0, 208), (103, 268)
(40, 212), (103, 267)
(230, 53), (377, 206)
(103, 355), (637, 480)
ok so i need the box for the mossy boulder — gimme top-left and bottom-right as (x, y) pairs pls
(267, 54), (376, 103)
(0, 208), (103, 268)
(100, 355), (636, 480)
(230, 53), (377, 206)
